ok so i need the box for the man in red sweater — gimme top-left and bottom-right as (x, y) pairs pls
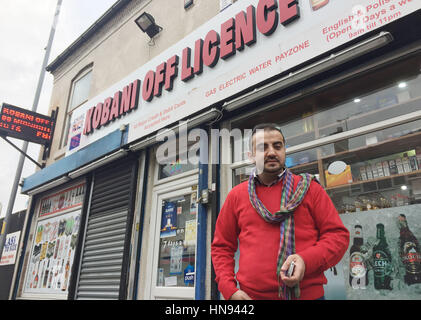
(211, 123), (349, 300)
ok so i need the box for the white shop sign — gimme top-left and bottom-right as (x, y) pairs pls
(0, 231), (21, 266)
(66, 0), (420, 156)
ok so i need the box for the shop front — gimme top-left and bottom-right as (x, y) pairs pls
(12, 0), (421, 300)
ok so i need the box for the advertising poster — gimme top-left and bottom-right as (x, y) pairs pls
(170, 245), (184, 275)
(0, 231), (21, 266)
(161, 202), (177, 238)
(24, 209), (81, 295)
(38, 183), (85, 218)
(185, 220), (197, 247)
(327, 204), (421, 300)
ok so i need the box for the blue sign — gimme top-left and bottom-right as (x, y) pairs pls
(160, 201), (177, 238)
(184, 264), (195, 285)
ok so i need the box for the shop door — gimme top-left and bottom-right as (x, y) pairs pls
(148, 176), (198, 300)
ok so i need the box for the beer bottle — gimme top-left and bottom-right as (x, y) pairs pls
(373, 223), (393, 290)
(43, 260), (50, 288)
(62, 250), (71, 291)
(349, 225), (368, 288)
(398, 214), (421, 285)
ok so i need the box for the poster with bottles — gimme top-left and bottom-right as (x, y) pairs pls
(23, 209), (81, 295)
(326, 205), (421, 300)
(38, 183), (85, 218)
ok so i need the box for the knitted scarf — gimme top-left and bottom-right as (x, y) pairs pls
(248, 168), (315, 300)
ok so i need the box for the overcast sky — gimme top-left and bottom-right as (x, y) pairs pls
(0, 0), (117, 218)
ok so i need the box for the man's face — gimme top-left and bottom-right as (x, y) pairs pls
(250, 129), (286, 174)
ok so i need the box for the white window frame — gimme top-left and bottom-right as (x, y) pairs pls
(60, 66), (93, 149)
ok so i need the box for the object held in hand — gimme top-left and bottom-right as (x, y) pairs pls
(286, 261), (295, 277)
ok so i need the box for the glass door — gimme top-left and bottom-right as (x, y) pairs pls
(149, 180), (198, 300)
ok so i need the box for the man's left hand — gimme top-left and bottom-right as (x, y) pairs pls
(280, 254), (306, 288)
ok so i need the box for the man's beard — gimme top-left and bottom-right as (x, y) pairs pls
(255, 157), (284, 174)
(264, 161), (284, 173)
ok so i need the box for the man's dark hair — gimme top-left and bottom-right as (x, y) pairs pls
(249, 123), (286, 150)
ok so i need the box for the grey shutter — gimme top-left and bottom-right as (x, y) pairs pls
(75, 157), (137, 300)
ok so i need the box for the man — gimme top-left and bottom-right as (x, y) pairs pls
(211, 123), (349, 300)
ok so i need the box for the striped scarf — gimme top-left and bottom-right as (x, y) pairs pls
(248, 168), (315, 300)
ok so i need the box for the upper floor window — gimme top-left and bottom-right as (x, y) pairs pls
(60, 66), (93, 148)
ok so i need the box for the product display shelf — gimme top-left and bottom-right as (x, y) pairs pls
(283, 96), (421, 149)
(317, 95), (421, 134)
(286, 129), (421, 193)
(320, 130), (421, 164)
(289, 160), (318, 173)
(325, 168), (421, 192)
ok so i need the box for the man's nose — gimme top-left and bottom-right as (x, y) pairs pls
(266, 145), (277, 156)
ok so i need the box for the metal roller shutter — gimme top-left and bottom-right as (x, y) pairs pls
(75, 157), (137, 300)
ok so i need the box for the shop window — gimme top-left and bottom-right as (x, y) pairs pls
(230, 53), (421, 215)
(156, 192), (197, 288)
(22, 182), (86, 297)
(157, 133), (200, 180)
(60, 66), (93, 148)
(231, 54), (421, 162)
(158, 154), (199, 180)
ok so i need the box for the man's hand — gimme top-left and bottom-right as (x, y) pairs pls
(280, 254), (306, 288)
(229, 290), (252, 300)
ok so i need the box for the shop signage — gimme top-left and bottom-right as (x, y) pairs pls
(0, 231), (21, 266)
(67, 0), (420, 156)
(0, 103), (55, 145)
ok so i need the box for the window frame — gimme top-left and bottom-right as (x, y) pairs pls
(60, 65), (93, 149)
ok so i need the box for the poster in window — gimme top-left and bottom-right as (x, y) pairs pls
(185, 219), (197, 247)
(170, 245), (183, 275)
(69, 114), (84, 151)
(23, 209), (81, 295)
(38, 183), (85, 218)
(325, 205), (421, 300)
(160, 201), (177, 238)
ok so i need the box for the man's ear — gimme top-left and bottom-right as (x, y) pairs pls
(248, 150), (264, 174)
(248, 151), (256, 164)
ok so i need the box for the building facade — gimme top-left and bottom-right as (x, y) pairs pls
(10, 0), (421, 300)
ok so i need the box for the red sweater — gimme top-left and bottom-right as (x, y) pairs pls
(211, 174), (350, 300)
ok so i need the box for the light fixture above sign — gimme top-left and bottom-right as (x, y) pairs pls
(184, 0), (194, 9)
(135, 12), (162, 42)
